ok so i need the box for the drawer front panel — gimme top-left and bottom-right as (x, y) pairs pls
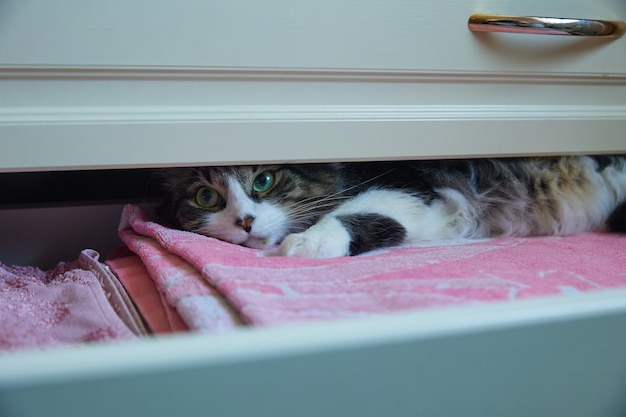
(0, 0), (624, 76)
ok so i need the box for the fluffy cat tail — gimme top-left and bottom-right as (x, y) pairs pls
(606, 201), (626, 233)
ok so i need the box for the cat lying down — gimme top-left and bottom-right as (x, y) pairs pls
(158, 156), (626, 258)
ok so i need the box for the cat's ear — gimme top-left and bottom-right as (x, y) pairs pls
(304, 162), (344, 173)
(157, 167), (191, 190)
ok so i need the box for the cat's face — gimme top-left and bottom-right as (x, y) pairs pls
(159, 164), (344, 249)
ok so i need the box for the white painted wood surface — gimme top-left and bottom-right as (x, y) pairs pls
(1, 288), (626, 417)
(0, 0), (624, 74)
(1, 0), (625, 171)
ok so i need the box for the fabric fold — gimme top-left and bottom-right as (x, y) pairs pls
(118, 212), (243, 333)
(1, 250), (139, 351)
(106, 248), (189, 334)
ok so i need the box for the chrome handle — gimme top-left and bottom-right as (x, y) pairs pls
(468, 14), (625, 37)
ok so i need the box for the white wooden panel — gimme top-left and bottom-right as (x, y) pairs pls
(2, 288), (626, 417)
(1, 69), (625, 172)
(1, 118), (625, 172)
(0, 0), (624, 75)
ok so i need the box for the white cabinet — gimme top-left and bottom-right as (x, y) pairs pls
(1, 0), (625, 171)
(1, 2), (626, 416)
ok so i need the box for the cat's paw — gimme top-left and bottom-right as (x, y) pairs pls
(277, 219), (351, 258)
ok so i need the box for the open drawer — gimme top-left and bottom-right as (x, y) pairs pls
(1, 285), (626, 417)
(1, 163), (625, 417)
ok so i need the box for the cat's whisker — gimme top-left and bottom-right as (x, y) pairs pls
(286, 169), (395, 211)
(286, 200), (347, 218)
(283, 170), (388, 206)
(284, 195), (352, 213)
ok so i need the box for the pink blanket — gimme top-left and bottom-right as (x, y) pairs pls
(119, 205), (626, 329)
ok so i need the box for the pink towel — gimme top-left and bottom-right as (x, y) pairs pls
(106, 248), (190, 334)
(118, 213), (242, 333)
(1, 249), (139, 350)
(120, 204), (626, 327)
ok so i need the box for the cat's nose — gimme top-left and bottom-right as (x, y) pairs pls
(235, 216), (255, 233)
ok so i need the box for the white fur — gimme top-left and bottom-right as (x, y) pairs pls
(332, 189), (472, 242)
(543, 158), (626, 236)
(569, 157), (626, 233)
(278, 216), (351, 258)
(277, 188), (474, 258)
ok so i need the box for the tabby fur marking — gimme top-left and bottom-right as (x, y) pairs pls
(158, 156), (626, 258)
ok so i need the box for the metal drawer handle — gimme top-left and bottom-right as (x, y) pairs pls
(468, 14), (625, 37)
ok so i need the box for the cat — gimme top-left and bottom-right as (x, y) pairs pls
(157, 155), (626, 258)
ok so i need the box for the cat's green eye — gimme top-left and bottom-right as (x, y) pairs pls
(253, 171), (275, 193)
(194, 187), (223, 210)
